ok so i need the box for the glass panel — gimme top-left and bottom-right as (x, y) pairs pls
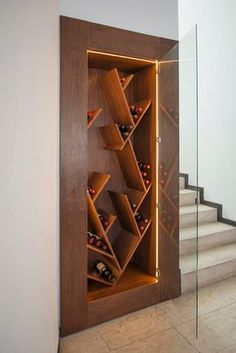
(179, 24), (199, 337)
(158, 25), (199, 337)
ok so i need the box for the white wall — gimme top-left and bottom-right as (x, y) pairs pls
(179, 0), (236, 220)
(0, 1), (59, 353)
(60, 0), (179, 40)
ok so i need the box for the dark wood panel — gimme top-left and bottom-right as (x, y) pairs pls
(88, 270), (160, 326)
(158, 44), (180, 300)
(60, 17), (88, 336)
(88, 20), (177, 60)
(60, 15), (180, 336)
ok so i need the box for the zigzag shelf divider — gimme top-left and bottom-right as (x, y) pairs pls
(87, 68), (153, 286)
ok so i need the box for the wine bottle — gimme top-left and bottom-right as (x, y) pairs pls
(138, 161), (151, 170)
(87, 111), (93, 120)
(144, 179), (150, 186)
(135, 213), (149, 224)
(87, 184), (96, 196)
(118, 124), (133, 138)
(87, 232), (108, 251)
(98, 213), (109, 228)
(93, 260), (116, 283)
(129, 200), (137, 209)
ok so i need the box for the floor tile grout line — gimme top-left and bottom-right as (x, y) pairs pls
(172, 327), (201, 353)
(101, 325), (184, 352)
(164, 294), (236, 325)
(97, 329), (112, 352)
(218, 341), (236, 353)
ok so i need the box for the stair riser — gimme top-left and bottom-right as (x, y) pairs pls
(180, 229), (236, 256)
(181, 259), (236, 293)
(180, 209), (217, 228)
(180, 192), (199, 207)
(179, 177), (185, 189)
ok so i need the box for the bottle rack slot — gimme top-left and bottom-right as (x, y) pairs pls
(87, 108), (103, 129)
(116, 141), (146, 192)
(120, 74), (134, 90)
(88, 250), (120, 286)
(99, 99), (152, 151)
(112, 230), (139, 269)
(88, 172), (111, 202)
(110, 192), (141, 237)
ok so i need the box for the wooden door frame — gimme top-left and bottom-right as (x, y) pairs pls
(60, 15), (179, 336)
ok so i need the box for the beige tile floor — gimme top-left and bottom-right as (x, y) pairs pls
(60, 276), (236, 353)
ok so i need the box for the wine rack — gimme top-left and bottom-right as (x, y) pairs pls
(60, 17), (179, 335)
(87, 62), (156, 293)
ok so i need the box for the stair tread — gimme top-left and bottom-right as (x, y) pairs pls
(180, 204), (216, 215)
(181, 242), (236, 274)
(180, 222), (236, 241)
(180, 189), (197, 195)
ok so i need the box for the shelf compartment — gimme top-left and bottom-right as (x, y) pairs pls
(125, 184), (152, 213)
(120, 73), (134, 90)
(101, 68), (134, 125)
(116, 140), (146, 192)
(112, 230), (139, 269)
(129, 99), (152, 125)
(99, 124), (125, 151)
(110, 191), (141, 237)
(88, 172), (111, 202)
(88, 250), (121, 286)
(87, 108), (102, 129)
(139, 219), (152, 238)
(97, 208), (117, 233)
(87, 244), (113, 259)
(87, 196), (119, 268)
(87, 262), (158, 302)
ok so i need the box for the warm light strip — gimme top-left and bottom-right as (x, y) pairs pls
(87, 49), (156, 64)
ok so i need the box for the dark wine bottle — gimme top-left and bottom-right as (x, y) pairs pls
(144, 179), (150, 186)
(87, 232), (108, 251)
(87, 184), (96, 196)
(129, 200), (137, 209)
(93, 260), (116, 283)
(138, 161), (151, 170)
(87, 111), (93, 120)
(135, 213), (149, 224)
(98, 213), (109, 228)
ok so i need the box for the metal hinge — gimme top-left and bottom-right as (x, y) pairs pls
(156, 64), (161, 75)
(156, 137), (162, 143)
(156, 268), (161, 277)
(156, 202), (162, 210)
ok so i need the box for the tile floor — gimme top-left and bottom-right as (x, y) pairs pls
(60, 276), (236, 353)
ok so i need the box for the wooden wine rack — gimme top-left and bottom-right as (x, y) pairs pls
(87, 69), (153, 287)
(60, 16), (179, 336)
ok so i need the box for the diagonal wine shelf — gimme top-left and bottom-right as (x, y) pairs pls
(99, 99), (152, 150)
(87, 172), (121, 285)
(87, 108), (102, 129)
(89, 67), (153, 285)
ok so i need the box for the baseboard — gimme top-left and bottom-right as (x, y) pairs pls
(180, 173), (236, 227)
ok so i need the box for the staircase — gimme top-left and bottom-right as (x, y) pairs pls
(179, 176), (236, 293)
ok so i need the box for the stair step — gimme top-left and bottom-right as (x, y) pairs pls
(180, 189), (199, 206)
(180, 204), (217, 228)
(181, 243), (236, 293)
(180, 222), (236, 256)
(179, 176), (185, 190)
